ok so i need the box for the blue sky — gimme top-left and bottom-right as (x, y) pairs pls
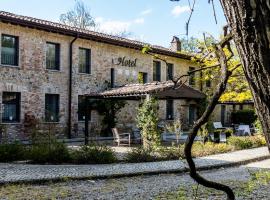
(0, 0), (227, 47)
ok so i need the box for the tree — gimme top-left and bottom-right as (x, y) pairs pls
(136, 97), (161, 149)
(170, 0), (270, 152)
(143, 32), (240, 199)
(60, 0), (96, 29)
(59, 0), (132, 37)
(219, 1), (270, 152)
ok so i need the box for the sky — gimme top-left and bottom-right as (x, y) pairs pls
(0, 0), (227, 48)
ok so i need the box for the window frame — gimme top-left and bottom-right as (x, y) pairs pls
(138, 72), (148, 84)
(166, 99), (174, 120)
(153, 61), (161, 82)
(111, 68), (115, 88)
(2, 92), (21, 123)
(46, 42), (60, 71)
(45, 94), (60, 122)
(166, 63), (174, 81)
(79, 47), (91, 74)
(1, 34), (19, 66)
(189, 67), (196, 86)
(206, 79), (212, 87)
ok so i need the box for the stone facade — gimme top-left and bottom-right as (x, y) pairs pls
(0, 20), (205, 140)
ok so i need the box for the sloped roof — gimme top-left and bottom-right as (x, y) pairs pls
(87, 81), (206, 100)
(0, 11), (191, 60)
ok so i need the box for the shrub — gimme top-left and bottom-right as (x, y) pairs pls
(28, 141), (71, 164)
(0, 142), (26, 162)
(125, 148), (158, 163)
(252, 135), (266, 147)
(71, 145), (116, 164)
(191, 142), (234, 157)
(158, 146), (185, 160)
(231, 109), (257, 125)
(227, 136), (266, 150)
(224, 129), (233, 137)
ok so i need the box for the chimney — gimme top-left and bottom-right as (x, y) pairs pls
(170, 36), (181, 52)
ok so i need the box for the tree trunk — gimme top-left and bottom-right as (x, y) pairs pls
(219, 0), (270, 151)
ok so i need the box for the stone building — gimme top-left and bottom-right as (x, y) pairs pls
(0, 11), (246, 140)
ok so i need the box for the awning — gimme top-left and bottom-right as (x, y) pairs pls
(87, 81), (206, 100)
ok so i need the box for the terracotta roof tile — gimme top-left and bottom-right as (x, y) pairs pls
(0, 11), (191, 60)
(88, 81), (206, 99)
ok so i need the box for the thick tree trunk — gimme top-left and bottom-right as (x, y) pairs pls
(219, 0), (270, 151)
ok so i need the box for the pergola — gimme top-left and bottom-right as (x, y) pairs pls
(86, 81), (206, 100)
(82, 81), (206, 144)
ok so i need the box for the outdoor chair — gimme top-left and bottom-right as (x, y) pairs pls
(236, 125), (251, 136)
(111, 128), (131, 146)
(213, 122), (230, 129)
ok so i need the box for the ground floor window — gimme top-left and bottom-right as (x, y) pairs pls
(189, 105), (197, 125)
(166, 100), (174, 120)
(45, 94), (59, 122)
(2, 92), (20, 123)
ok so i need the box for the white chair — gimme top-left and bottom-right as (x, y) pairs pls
(237, 125), (251, 136)
(111, 128), (131, 146)
(213, 122), (225, 129)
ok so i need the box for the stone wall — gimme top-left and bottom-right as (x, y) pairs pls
(0, 22), (201, 139)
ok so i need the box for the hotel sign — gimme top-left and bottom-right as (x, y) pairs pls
(112, 57), (137, 67)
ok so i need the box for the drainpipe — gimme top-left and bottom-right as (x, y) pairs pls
(68, 35), (78, 139)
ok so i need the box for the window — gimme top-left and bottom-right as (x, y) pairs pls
(45, 94), (59, 122)
(189, 67), (195, 86)
(79, 48), (91, 74)
(166, 100), (174, 120)
(111, 68), (115, 88)
(2, 92), (20, 123)
(1, 34), (19, 66)
(46, 42), (60, 70)
(138, 72), (148, 84)
(189, 105), (197, 125)
(166, 63), (174, 81)
(78, 96), (91, 121)
(206, 79), (211, 87)
(153, 61), (161, 81)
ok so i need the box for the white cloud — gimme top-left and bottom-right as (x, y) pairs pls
(97, 20), (131, 35)
(94, 16), (145, 35)
(171, 5), (190, 17)
(140, 9), (152, 16)
(134, 18), (145, 24)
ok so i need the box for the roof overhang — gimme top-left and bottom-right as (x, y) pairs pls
(0, 11), (192, 60)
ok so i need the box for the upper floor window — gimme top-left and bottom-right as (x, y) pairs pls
(189, 67), (195, 86)
(166, 63), (174, 81)
(46, 42), (60, 70)
(2, 92), (21, 123)
(153, 61), (161, 82)
(138, 72), (148, 84)
(45, 94), (59, 122)
(111, 68), (115, 88)
(1, 34), (19, 66)
(206, 79), (211, 87)
(79, 48), (91, 74)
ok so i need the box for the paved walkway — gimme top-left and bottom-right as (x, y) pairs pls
(0, 147), (269, 184)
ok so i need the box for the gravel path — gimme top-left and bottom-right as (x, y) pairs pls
(0, 159), (270, 199)
(0, 147), (268, 184)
